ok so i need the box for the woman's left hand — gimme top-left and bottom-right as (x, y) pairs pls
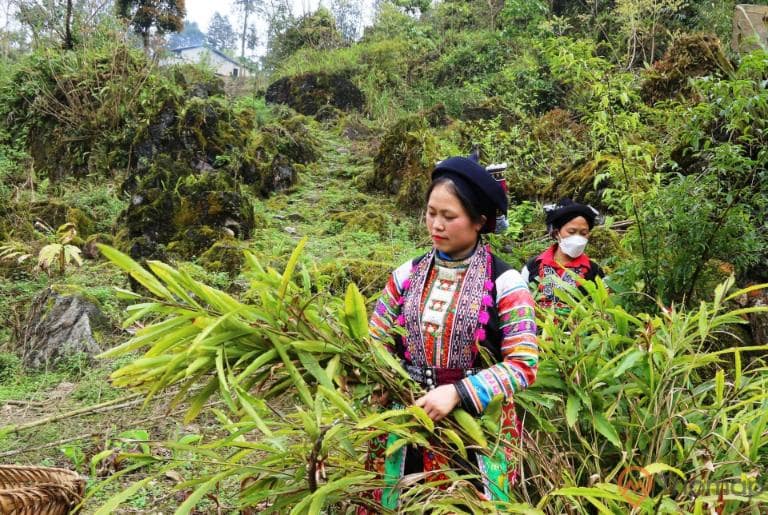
(414, 385), (460, 422)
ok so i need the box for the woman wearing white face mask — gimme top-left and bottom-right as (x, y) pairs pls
(520, 198), (604, 316)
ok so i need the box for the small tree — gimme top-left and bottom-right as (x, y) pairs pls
(234, 0), (261, 58)
(117, 0), (186, 51)
(264, 7), (343, 68)
(330, 0), (362, 42)
(167, 19), (205, 48)
(206, 11), (236, 51)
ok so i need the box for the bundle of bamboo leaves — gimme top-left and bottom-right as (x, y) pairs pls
(86, 239), (768, 514)
(87, 240), (532, 514)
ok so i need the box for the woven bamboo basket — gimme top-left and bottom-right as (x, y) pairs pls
(0, 465), (85, 515)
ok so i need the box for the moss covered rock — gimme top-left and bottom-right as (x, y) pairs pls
(363, 114), (440, 212)
(314, 258), (393, 296)
(329, 208), (393, 235)
(586, 226), (625, 265)
(249, 115), (320, 196)
(542, 157), (615, 209)
(265, 72), (365, 116)
(640, 34), (733, 105)
(462, 97), (518, 128)
(198, 238), (248, 275)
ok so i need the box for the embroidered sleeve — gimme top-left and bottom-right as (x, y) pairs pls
(454, 269), (539, 415)
(369, 260), (412, 350)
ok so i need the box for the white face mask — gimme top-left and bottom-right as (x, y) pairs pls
(558, 235), (588, 258)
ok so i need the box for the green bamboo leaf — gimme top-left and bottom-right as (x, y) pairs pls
(233, 349), (278, 386)
(550, 484), (630, 502)
(235, 387), (273, 437)
(121, 302), (161, 328)
(439, 428), (467, 460)
(280, 237), (307, 300)
(407, 405), (434, 433)
(100, 315), (194, 359)
(698, 301), (708, 342)
(385, 436), (410, 457)
(216, 348), (237, 412)
(290, 474), (374, 515)
(290, 340), (343, 354)
(318, 385), (358, 421)
(185, 376), (219, 423)
(592, 412), (621, 448)
(298, 352), (335, 390)
(270, 333), (314, 407)
(356, 408), (409, 428)
(481, 394), (504, 433)
(344, 282), (368, 340)
(724, 282), (768, 302)
(147, 261), (202, 309)
(566, 394), (581, 429)
(613, 349), (645, 378)
(94, 475), (154, 514)
(175, 470), (233, 515)
(97, 244), (173, 300)
(452, 409), (487, 447)
(715, 369), (724, 405)
(143, 323), (200, 358)
(642, 462), (686, 479)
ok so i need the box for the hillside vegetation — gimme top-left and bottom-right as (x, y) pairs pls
(1, 1), (768, 513)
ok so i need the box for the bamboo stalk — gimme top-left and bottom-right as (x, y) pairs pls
(2, 400), (47, 407)
(0, 401), (225, 459)
(1, 393), (144, 435)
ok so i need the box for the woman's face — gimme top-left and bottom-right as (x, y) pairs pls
(556, 216), (590, 239)
(426, 182), (484, 259)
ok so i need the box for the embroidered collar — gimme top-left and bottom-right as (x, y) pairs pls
(397, 244), (494, 368)
(436, 241), (478, 263)
(539, 244), (590, 270)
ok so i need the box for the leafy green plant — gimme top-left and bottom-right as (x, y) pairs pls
(60, 443), (87, 472)
(515, 275), (768, 513)
(87, 241), (768, 514)
(36, 222), (83, 276)
(0, 352), (21, 384)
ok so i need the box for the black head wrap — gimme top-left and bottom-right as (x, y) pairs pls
(544, 198), (600, 231)
(432, 156), (508, 234)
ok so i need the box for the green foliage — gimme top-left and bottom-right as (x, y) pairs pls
(619, 175), (762, 305)
(91, 243), (768, 513)
(265, 8), (345, 70)
(614, 49), (768, 304)
(0, 41), (173, 181)
(0, 352), (21, 384)
(36, 223), (83, 276)
(517, 276), (768, 513)
(430, 30), (511, 87)
(116, 0), (185, 48)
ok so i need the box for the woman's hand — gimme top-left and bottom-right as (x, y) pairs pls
(414, 385), (460, 422)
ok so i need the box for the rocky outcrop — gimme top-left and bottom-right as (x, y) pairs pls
(265, 72), (365, 116)
(14, 288), (107, 369)
(640, 34), (733, 105)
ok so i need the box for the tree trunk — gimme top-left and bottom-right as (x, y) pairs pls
(241, 8), (249, 59)
(63, 0), (74, 49)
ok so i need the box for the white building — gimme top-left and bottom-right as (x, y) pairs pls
(167, 45), (252, 78)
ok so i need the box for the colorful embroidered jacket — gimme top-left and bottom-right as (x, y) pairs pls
(370, 251), (539, 416)
(520, 244), (603, 315)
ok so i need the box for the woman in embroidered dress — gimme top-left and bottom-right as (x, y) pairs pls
(521, 198), (604, 316)
(362, 156), (539, 511)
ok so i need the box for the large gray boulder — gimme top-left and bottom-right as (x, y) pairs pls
(15, 288), (107, 369)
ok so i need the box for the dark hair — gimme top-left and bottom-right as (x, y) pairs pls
(544, 198), (599, 234)
(426, 177), (486, 226)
